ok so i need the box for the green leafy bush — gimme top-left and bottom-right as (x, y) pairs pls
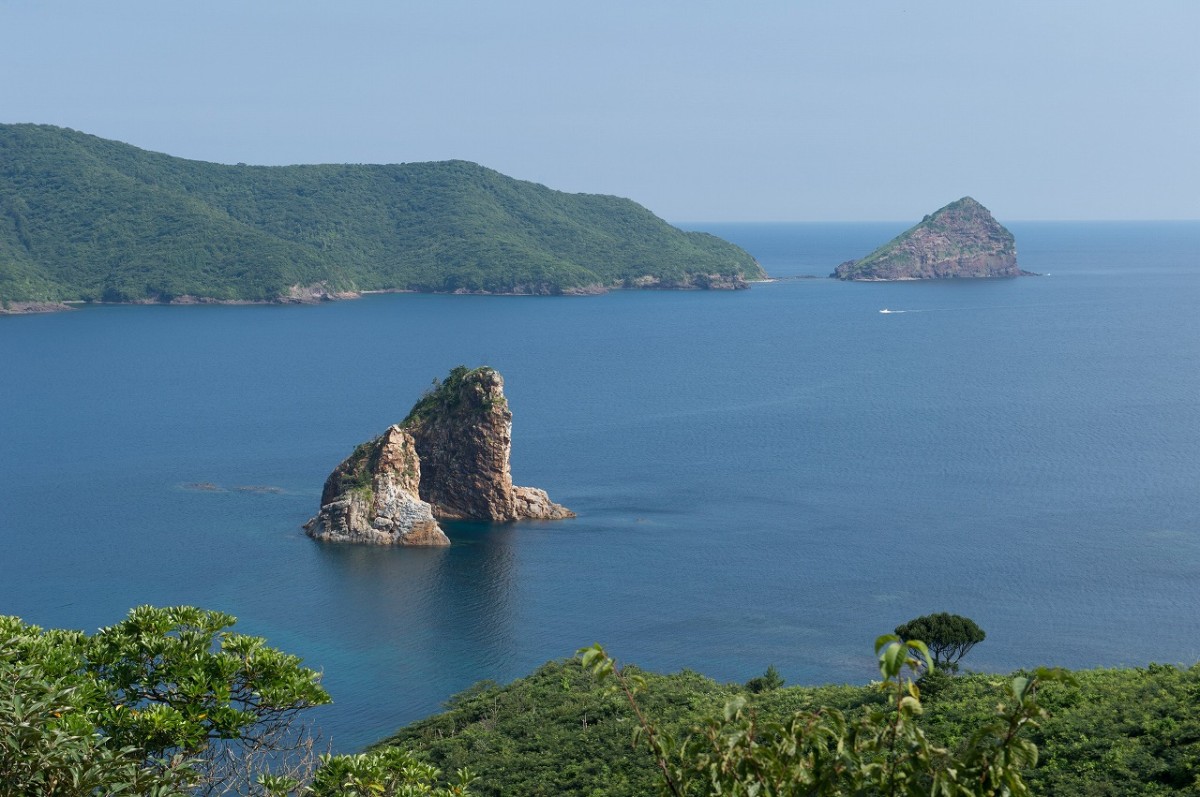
(0, 606), (332, 794)
(0, 606), (474, 796)
(582, 638), (1068, 797)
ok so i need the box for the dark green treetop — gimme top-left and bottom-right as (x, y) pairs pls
(744, 664), (785, 694)
(895, 612), (986, 672)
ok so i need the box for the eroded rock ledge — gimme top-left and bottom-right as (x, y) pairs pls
(304, 367), (573, 545)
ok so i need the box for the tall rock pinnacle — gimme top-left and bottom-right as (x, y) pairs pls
(304, 367), (573, 545)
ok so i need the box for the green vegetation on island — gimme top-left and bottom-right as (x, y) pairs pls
(0, 124), (763, 307)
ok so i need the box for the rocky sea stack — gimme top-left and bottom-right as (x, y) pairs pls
(833, 197), (1029, 280)
(304, 367), (573, 545)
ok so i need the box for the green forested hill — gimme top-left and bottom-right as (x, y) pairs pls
(0, 124), (763, 305)
(384, 659), (1200, 796)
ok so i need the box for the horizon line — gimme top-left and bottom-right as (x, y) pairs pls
(673, 218), (1200, 226)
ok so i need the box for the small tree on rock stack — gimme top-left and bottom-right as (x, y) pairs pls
(894, 612), (985, 673)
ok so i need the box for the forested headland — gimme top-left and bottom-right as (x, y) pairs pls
(0, 124), (763, 308)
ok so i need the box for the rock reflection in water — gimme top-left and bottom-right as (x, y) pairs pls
(303, 522), (519, 748)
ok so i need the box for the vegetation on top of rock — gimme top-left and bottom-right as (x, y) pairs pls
(0, 124), (764, 305)
(402, 366), (500, 428)
(833, 196), (1022, 280)
(324, 439), (382, 502)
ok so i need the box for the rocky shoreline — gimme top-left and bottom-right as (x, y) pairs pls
(1, 273), (752, 316)
(0, 301), (77, 315)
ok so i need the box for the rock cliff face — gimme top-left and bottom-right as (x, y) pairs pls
(305, 367), (573, 545)
(405, 367), (574, 521)
(833, 197), (1026, 281)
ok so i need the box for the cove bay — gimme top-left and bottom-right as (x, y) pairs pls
(2, 220), (1198, 750)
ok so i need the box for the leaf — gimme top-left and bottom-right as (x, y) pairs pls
(906, 639), (934, 673)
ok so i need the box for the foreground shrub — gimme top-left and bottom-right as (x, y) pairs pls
(582, 637), (1068, 797)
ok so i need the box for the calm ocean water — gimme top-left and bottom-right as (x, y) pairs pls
(2, 221), (1198, 750)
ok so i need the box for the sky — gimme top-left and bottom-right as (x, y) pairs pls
(1, 0), (1197, 222)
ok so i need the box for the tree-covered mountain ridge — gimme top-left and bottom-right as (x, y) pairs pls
(0, 124), (765, 309)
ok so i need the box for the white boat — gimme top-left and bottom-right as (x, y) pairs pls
(880, 308), (895, 314)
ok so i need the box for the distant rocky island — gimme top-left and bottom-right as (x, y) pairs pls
(305, 367), (573, 545)
(0, 124), (764, 313)
(833, 197), (1031, 280)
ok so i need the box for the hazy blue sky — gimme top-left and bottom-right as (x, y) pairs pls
(2, 1), (1196, 221)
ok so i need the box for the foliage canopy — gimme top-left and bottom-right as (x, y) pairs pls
(1, 605), (331, 794)
(0, 605), (473, 796)
(895, 613), (986, 672)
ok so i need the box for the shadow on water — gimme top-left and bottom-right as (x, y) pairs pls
(300, 522), (521, 749)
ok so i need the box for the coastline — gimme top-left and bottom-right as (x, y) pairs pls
(835, 270), (1041, 282)
(0, 301), (78, 315)
(0, 273), (757, 316)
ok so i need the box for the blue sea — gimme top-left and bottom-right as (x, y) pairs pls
(2, 221), (1198, 750)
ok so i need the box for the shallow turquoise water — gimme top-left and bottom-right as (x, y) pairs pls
(2, 221), (1198, 749)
